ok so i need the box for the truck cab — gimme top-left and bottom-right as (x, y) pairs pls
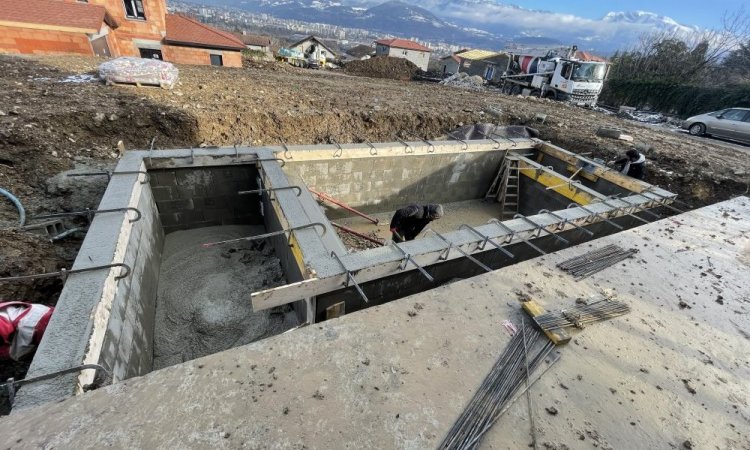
(548, 59), (608, 106)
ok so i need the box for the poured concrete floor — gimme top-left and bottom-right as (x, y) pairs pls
(334, 199), (505, 243)
(2, 198), (749, 449)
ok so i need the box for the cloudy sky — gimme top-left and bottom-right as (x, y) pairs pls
(504, 0), (745, 28)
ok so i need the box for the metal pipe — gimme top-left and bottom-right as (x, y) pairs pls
(0, 263), (131, 283)
(238, 186), (302, 197)
(309, 188), (379, 224)
(254, 157), (286, 167)
(331, 251), (368, 303)
(331, 222), (384, 246)
(488, 219), (546, 255)
(1, 363), (111, 406)
(538, 209), (594, 237)
(459, 224), (514, 258)
(425, 229), (492, 273)
(513, 214), (570, 245)
(201, 222), (327, 248)
(31, 207), (142, 224)
(391, 242), (434, 282)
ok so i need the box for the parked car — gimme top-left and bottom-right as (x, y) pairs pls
(682, 107), (750, 144)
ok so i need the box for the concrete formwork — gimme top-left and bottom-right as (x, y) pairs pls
(2, 198), (748, 449)
(10, 138), (675, 412)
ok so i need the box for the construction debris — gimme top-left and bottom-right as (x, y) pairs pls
(596, 126), (633, 141)
(439, 72), (486, 91)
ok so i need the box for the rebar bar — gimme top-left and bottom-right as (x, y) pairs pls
(438, 321), (555, 450)
(557, 245), (638, 280)
(532, 299), (631, 332)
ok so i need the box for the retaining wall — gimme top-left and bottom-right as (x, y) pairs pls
(149, 165), (262, 235)
(283, 150), (508, 217)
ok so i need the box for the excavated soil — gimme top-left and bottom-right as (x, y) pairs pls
(342, 56), (421, 80)
(0, 54), (749, 381)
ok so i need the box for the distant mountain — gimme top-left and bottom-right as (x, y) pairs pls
(192, 0), (702, 52)
(602, 11), (701, 35)
(196, 0), (504, 47)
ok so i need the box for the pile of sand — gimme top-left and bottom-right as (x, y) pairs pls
(343, 56), (421, 81)
(153, 225), (296, 369)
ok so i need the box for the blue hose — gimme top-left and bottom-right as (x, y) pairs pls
(0, 188), (26, 227)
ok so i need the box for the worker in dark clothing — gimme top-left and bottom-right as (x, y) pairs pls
(611, 149), (646, 180)
(390, 204), (444, 243)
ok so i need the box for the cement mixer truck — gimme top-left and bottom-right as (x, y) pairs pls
(499, 45), (608, 106)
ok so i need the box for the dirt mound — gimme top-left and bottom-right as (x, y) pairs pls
(343, 56), (420, 80)
(0, 229), (62, 305)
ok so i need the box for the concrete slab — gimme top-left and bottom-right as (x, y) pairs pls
(2, 198), (749, 449)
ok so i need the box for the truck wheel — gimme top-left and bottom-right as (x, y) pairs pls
(689, 123), (706, 136)
(544, 90), (557, 100)
(509, 85), (522, 96)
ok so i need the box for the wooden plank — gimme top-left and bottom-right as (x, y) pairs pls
(251, 277), (323, 311)
(522, 300), (571, 345)
(518, 160), (598, 205)
(537, 142), (654, 194)
(326, 302), (345, 320)
(566, 164), (599, 182)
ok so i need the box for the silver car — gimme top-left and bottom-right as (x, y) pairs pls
(682, 107), (750, 144)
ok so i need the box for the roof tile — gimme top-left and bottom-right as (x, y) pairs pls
(165, 14), (245, 51)
(0, 0), (107, 32)
(375, 38), (431, 53)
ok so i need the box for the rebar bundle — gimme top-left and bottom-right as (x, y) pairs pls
(438, 321), (556, 450)
(557, 244), (639, 280)
(532, 299), (631, 332)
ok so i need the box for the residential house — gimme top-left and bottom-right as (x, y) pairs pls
(235, 32), (272, 53)
(344, 44), (374, 61)
(0, 0), (246, 67)
(289, 36), (336, 65)
(374, 38), (430, 71)
(441, 49), (509, 82)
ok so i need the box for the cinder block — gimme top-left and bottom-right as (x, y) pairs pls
(151, 171), (177, 187)
(151, 186), (173, 202)
(157, 198), (194, 213)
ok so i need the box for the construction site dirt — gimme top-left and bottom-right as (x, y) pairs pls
(1, 54), (750, 387)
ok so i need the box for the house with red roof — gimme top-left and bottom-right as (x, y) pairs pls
(0, 0), (245, 67)
(374, 38), (431, 71)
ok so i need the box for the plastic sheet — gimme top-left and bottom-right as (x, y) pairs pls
(98, 57), (179, 89)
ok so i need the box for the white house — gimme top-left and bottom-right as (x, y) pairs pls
(374, 38), (431, 71)
(289, 36), (336, 65)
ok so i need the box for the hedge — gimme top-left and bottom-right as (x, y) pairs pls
(599, 79), (750, 118)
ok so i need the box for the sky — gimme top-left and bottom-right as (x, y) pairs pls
(511, 0), (747, 29)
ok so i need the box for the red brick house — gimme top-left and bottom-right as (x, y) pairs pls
(0, 0), (245, 67)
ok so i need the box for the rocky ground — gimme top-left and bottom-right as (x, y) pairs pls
(1, 54), (749, 381)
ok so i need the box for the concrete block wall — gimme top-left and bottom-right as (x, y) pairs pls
(98, 185), (164, 382)
(284, 151), (507, 217)
(149, 165), (262, 234)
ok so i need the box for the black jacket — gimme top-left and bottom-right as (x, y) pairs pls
(390, 204), (435, 241)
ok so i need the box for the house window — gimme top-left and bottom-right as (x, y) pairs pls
(402, 50), (407, 55)
(123, 0), (146, 20)
(210, 54), (223, 66)
(139, 48), (162, 60)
